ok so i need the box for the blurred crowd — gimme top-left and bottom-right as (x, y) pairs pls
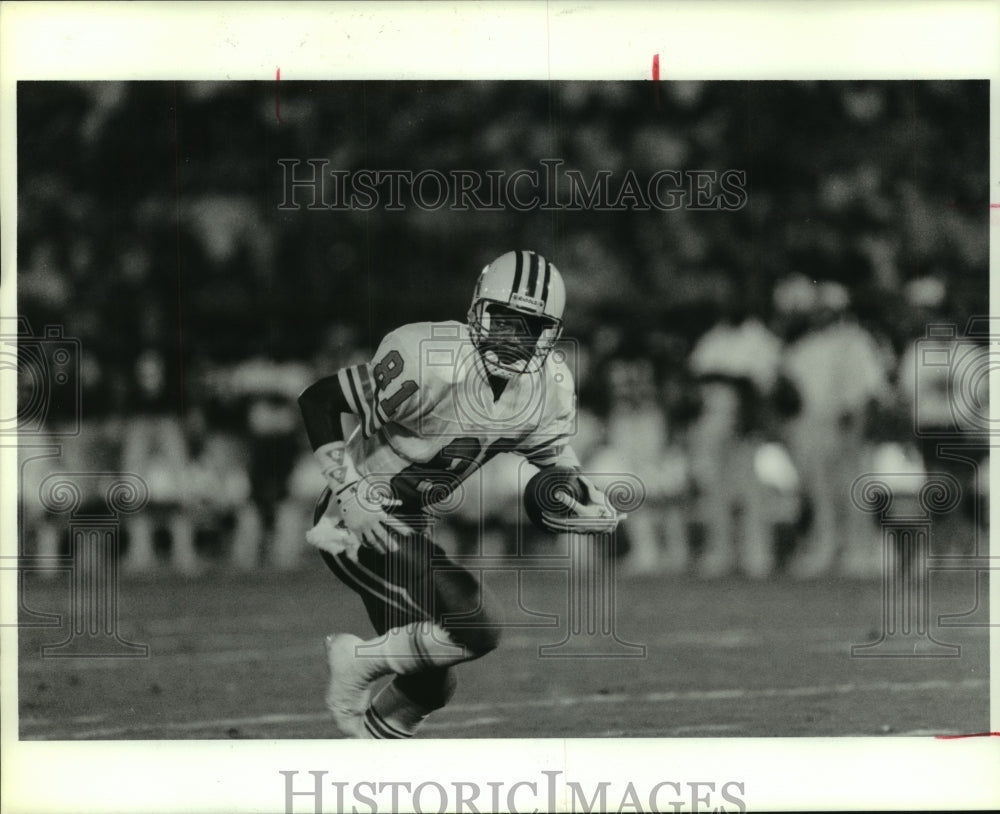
(14, 80), (988, 578)
(19, 272), (989, 579)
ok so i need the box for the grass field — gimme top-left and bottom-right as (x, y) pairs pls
(17, 554), (990, 741)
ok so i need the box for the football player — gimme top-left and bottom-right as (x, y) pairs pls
(298, 250), (621, 738)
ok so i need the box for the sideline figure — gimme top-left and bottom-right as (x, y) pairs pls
(298, 250), (622, 738)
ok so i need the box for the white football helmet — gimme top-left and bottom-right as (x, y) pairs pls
(468, 250), (566, 379)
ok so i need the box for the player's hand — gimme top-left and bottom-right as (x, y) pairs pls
(305, 513), (362, 562)
(542, 474), (626, 533)
(335, 480), (413, 554)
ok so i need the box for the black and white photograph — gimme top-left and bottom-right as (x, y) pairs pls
(2, 3), (998, 813)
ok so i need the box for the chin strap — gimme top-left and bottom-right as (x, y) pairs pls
(481, 350), (519, 379)
(468, 303), (558, 379)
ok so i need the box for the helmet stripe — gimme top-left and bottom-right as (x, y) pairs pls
(511, 250), (524, 297)
(540, 257), (551, 305)
(526, 251), (540, 298)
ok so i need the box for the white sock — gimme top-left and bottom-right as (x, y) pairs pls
(354, 621), (466, 682)
(364, 681), (432, 739)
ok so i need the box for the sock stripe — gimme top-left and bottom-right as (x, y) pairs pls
(369, 706), (412, 739)
(365, 707), (408, 739)
(363, 712), (387, 739)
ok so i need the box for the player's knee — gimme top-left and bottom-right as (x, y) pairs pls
(447, 622), (501, 659)
(436, 577), (503, 658)
(444, 600), (503, 658)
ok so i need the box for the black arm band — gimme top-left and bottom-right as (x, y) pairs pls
(298, 374), (353, 451)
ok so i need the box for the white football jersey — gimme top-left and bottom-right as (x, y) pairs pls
(337, 321), (577, 513)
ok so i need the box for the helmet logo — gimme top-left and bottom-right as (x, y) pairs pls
(509, 291), (545, 313)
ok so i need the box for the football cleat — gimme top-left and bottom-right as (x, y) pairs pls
(468, 250), (565, 379)
(324, 633), (374, 738)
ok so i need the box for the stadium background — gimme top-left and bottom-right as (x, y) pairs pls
(16, 79), (989, 570)
(13, 80), (991, 740)
(18, 80), (987, 365)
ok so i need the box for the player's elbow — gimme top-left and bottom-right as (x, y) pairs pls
(297, 383), (314, 410)
(297, 375), (352, 449)
(297, 378), (324, 410)
(298, 374), (343, 413)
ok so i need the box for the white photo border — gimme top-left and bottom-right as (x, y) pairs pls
(1, 2), (997, 812)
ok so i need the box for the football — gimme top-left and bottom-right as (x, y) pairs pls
(522, 466), (585, 532)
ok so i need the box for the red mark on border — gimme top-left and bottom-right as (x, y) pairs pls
(948, 201), (1000, 211)
(275, 67), (282, 123)
(652, 53), (660, 109)
(934, 731), (1000, 740)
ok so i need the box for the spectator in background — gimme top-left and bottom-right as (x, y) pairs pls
(586, 353), (690, 575)
(226, 357), (313, 568)
(686, 305), (784, 578)
(121, 348), (198, 574)
(775, 275), (892, 578)
(18, 435), (64, 575)
(895, 276), (989, 550)
(185, 425), (262, 569)
(280, 436), (329, 569)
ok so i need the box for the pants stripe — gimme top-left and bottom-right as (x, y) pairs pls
(347, 555), (427, 617)
(325, 554), (417, 618)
